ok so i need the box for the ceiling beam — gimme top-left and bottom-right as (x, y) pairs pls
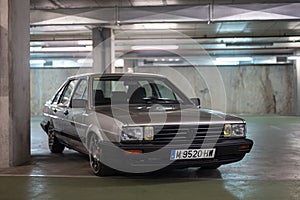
(31, 3), (300, 26)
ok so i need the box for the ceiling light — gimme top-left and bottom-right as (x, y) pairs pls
(77, 59), (93, 64)
(30, 60), (46, 65)
(169, 58), (174, 61)
(216, 57), (253, 62)
(175, 58), (180, 61)
(213, 60), (239, 66)
(30, 46), (43, 52)
(161, 58), (166, 61)
(131, 45), (179, 50)
(141, 23), (177, 29)
(78, 40), (93, 45)
(226, 42), (273, 47)
(42, 46), (93, 52)
(287, 56), (300, 60)
(114, 59), (124, 67)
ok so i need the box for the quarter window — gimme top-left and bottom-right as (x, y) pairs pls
(73, 79), (88, 100)
(59, 79), (78, 106)
(52, 86), (65, 104)
(154, 81), (177, 100)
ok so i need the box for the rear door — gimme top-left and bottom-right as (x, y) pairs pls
(54, 79), (78, 143)
(50, 83), (66, 132)
(64, 78), (89, 152)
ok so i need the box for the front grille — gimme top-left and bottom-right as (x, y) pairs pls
(152, 124), (224, 145)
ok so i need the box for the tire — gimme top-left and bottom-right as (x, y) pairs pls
(88, 133), (115, 176)
(48, 124), (65, 153)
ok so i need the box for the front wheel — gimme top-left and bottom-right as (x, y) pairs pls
(48, 124), (65, 153)
(89, 134), (115, 176)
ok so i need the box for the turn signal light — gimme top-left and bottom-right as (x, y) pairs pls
(239, 145), (250, 150)
(125, 150), (143, 154)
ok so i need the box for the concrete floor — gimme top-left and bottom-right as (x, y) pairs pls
(0, 116), (300, 199)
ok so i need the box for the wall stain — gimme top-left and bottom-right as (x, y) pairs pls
(261, 67), (276, 113)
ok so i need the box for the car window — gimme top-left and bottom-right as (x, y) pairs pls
(154, 80), (177, 100)
(92, 77), (188, 105)
(139, 81), (153, 97)
(52, 85), (65, 104)
(59, 79), (78, 106)
(73, 79), (88, 100)
(93, 79), (128, 98)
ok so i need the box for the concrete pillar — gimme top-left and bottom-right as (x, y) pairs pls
(92, 28), (115, 73)
(0, 0), (30, 167)
(296, 57), (300, 115)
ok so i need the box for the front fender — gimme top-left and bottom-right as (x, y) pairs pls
(84, 111), (124, 146)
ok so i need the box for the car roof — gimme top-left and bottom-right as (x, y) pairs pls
(68, 72), (167, 80)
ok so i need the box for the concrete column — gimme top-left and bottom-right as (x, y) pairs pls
(296, 56), (300, 115)
(92, 28), (115, 73)
(0, 0), (30, 167)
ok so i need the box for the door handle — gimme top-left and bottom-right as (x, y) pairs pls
(64, 110), (69, 115)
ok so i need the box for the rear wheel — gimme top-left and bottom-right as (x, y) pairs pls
(89, 134), (115, 176)
(48, 124), (65, 153)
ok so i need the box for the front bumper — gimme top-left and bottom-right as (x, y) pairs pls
(40, 119), (48, 133)
(99, 138), (253, 172)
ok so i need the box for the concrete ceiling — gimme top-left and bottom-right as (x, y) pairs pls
(29, 0), (300, 66)
(30, 0), (300, 9)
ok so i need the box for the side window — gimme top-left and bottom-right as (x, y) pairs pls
(52, 85), (65, 104)
(59, 79), (78, 106)
(139, 81), (153, 98)
(155, 81), (177, 100)
(73, 79), (88, 100)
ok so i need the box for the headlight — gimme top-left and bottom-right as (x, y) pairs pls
(223, 124), (246, 137)
(121, 126), (154, 141)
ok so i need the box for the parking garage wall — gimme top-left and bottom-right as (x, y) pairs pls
(30, 68), (91, 116)
(136, 65), (295, 115)
(30, 65), (295, 116)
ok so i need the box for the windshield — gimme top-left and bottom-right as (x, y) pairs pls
(92, 76), (193, 106)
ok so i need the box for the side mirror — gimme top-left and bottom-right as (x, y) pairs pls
(71, 99), (87, 108)
(190, 98), (201, 108)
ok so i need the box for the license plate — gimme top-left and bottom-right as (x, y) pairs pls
(170, 148), (216, 160)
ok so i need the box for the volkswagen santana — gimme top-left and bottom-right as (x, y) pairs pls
(41, 73), (253, 176)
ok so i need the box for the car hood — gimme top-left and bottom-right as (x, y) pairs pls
(94, 105), (244, 126)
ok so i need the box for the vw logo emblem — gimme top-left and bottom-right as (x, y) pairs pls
(187, 128), (197, 139)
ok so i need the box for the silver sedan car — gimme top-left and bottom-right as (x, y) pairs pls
(41, 73), (253, 176)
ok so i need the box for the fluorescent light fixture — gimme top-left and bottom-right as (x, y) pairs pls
(42, 46), (93, 52)
(30, 46), (43, 52)
(287, 56), (300, 60)
(216, 57), (253, 62)
(78, 40), (93, 45)
(213, 60), (239, 66)
(77, 59), (93, 64)
(226, 42), (273, 47)
(115, 59), (124, 67)
(141, 23), (177, 29)
(30, 60), (46, 65)
(131, 45), (179, 50)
